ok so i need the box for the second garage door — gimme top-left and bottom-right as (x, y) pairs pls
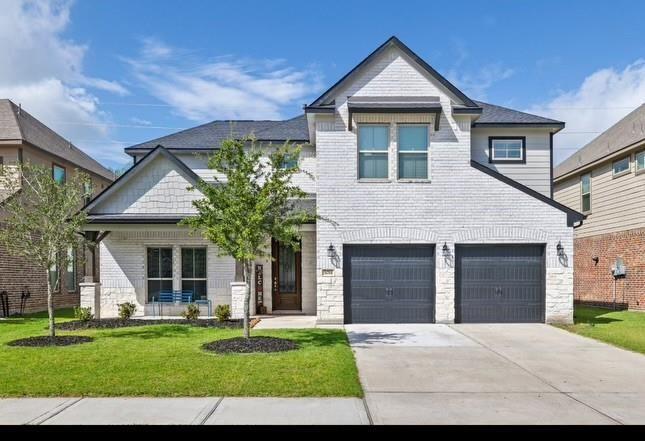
(343, 245), (435, 324)
(455, 244), (545, 323)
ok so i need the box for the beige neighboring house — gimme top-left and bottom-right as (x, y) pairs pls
(554, 104), (645, 310)
(0, 99), (115, 315)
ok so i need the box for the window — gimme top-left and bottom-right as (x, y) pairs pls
(612, 157), (630, 176)
(398, 125), (428, 179)
(66, 247), (76, 292)
(52, 164), (66, 184)
(358, 125), (389, 179)
(636, 151), (645, 173)
(489, 137), (525, 163)
(48, 261), (59, 292)
(581, 173), (591, 213)
(147, 247), (173, 302)
(280, 154), (298, 170)
(181, 248), (207, 301)
(83, 181), (93, 205)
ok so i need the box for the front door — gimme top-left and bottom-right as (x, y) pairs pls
(271, 239), (302, 310)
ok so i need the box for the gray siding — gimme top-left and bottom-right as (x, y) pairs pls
(471, 127), (552, 197)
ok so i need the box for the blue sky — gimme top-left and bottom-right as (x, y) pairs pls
(2, 0), (644, 169)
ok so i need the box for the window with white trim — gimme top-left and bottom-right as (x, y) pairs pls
(612, 157), (630, 176)
(581, 173), (591, 213)
(358, 125), (389, 179)
(65, 247), (76, 292)
(636, 151), (645, 173)
(490, 138), (525, 162)
(398, 125), (428, 179)
(181, 248), (207, 301)
(147, 247), (173, 302)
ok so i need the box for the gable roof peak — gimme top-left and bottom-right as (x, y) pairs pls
(308, 36), (478, 109)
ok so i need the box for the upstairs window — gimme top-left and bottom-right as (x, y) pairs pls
(612, 157), (630, 177)
(83, 181), (93, 205)
(52, 164), (66, 184)
(489, 137), (525, 163)
(581, 173), (591, 213)
(358, 125), (389, 179)
(398, 125), (428, 179)
(635, 151), (645, 173)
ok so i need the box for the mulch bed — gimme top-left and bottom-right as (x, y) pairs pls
(7, 336), (94, 347)
(56, 317), (261, 331)
(202, 336), (299, 354)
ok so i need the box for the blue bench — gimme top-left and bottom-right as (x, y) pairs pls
(152, 290), (211, 317)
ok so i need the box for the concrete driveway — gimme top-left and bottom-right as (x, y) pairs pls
(346, 323), (645, 425)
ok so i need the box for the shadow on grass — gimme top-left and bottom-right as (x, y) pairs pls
(263, 329), (349, 349)
(97, 325), (193, 340)
(574, 307), (623, 325)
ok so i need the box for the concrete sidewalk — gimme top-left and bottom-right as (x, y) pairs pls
(0, 397), (369, 425)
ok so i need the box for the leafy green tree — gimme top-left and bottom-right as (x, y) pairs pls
(182, 138), (326, 338)
(0, 163), (92, 337)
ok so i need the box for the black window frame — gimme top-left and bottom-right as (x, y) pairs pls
(181, 247), (208, 301)
(146, 247), (173, 302)
(488, 136), (527, 164)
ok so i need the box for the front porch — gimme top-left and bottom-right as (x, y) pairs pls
(80, 224), (317, 320)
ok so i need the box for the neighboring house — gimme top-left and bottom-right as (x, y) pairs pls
(554, 104), (645, 310)
(0, 99), (115, 314)
(81, 37), (583, 324)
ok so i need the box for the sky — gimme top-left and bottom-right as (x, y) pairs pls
(1, 0), (644, 170)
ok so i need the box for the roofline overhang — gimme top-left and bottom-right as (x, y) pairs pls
(87, 216), (187, 224)
(124, 140), (310, 157)
(554, 137), (645, 182)
(308, 36), (478, 109)
(303, 105), (335, 114)
(453, 107), (483, 115)
(470, 159), (585, 227)
(472, 122), (565, 131)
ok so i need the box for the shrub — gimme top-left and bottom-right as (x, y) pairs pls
(215, 304), (231, 322)
(118, 302), (137, 320)
(182, 303), (200, 320)
(73, 306), (94, 322)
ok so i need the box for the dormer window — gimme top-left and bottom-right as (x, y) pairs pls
(489, 137), (526, 164)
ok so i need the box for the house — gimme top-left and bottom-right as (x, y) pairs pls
(0, 99), (115, 314)
(554, 104), (645, 310)
(81, 37), (583, 324)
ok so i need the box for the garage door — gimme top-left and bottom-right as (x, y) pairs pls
(455, 245), (545, 323)
(343, 245), (435, 324)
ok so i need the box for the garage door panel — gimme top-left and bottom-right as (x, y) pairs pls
(456, 245), (545, 323)
(344, 245), (435, 324)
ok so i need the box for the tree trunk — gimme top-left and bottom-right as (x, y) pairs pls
(242, 260), (252, 339)
(46, 269), (55, 338)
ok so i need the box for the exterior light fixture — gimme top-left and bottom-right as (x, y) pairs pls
(442, 242), (450, 258)
(556, 241), (565, 258)
(592, 256), (599, 265)
(327, 243), (336, 258)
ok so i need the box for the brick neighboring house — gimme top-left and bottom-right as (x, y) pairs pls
(0, 99), (114, 315)
(554, 104), (645, 310)
(81, 37), (583, 324)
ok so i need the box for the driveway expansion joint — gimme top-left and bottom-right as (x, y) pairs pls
(27, 397), (84, 425)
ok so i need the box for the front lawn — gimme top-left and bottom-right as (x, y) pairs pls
(556, 305), (645, 355)
(0, 310), (362, 397)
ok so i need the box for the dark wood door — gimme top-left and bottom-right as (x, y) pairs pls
(272, 239), (302, 310)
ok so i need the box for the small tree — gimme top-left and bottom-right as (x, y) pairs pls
(182, 138), (325, 338)
(0, 162), (91, 337)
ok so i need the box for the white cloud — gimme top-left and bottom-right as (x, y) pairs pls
(527, 60), (645, 164)
(127, 38), (323, 121)
(448, 63), (515, 100)
(0, 0), (129, 165)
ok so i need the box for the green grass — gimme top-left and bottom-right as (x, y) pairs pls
(0, 309), (362, 397)
(556, 305), (645, 354)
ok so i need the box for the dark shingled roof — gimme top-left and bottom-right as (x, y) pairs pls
(473, 101), (565, 126)
(0, 99), (115, 181)
(554, 104), (645, 179)
(124, 114), (309, 153)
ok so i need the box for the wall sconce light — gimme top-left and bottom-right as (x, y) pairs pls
(442, 242), (450, 258)
(327, 243), (336, 258)
(556, 241), (565, 258)
(592, 256), (599, 265)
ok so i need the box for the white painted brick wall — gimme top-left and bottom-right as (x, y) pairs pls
(314, 46), (574, 324)
(98, 229), (235, 317)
